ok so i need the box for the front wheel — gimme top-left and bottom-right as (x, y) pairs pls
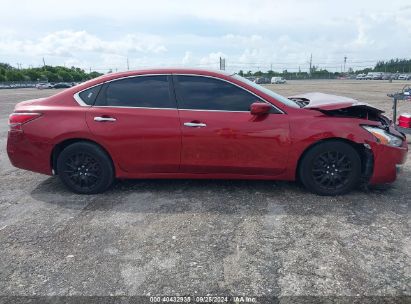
(299, 141), (361, 196)
(56, 142), (114, 194)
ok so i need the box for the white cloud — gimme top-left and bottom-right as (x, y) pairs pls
(0, 1), (410, 72)
(200, 52), (226, 67)
(0, 30), (167, 58)
(181, 51), (193, 65)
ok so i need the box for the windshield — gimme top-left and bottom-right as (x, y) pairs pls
(232, 74), (300, 108)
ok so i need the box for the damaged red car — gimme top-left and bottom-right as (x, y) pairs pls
(7, 69), (408, 195)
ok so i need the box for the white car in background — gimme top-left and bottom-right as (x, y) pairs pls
(271, 77), (286, 84)
(356, 74), (366, 80)
(398, 74), (411, 80)
(35, 83), (53, 89)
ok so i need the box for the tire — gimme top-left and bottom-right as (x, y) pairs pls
(56, 141), (114, 194)
(299, 140), (361, 196)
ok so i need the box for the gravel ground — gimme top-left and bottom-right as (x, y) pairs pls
(0, 81), (410, 302)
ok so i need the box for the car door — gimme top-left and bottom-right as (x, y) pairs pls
(173, 75), (290, 176)
(84, 75), (181, 174)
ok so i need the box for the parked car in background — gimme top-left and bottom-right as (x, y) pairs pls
(36, 83), (53, 89)
(398, 74), (411, 80)
(271, 77), (286, 84)
(53, 82), (73, 89)
(373, 72), (383, 80)
(365, 72), (383, 80)
(356, 74), (366, 80)
(382, 73), (392, 80)
(254, 77), (270, 84)
(7, 68), (408, 196)
(374, 72), (383, 80)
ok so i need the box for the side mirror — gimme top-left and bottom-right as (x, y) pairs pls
(250, 102), (271, 115)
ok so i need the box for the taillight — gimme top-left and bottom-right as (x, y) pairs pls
(9, 112), (42, 131)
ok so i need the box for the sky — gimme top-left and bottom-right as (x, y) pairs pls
(1, 0), (411, 73)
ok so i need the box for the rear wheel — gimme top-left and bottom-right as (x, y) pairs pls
(56, 142), (114, 194)
(299, 141), (361, 196)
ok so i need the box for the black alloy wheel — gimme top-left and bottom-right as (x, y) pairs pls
(63, 152), (102, 191)
(312, 151), (352, 190)
(57, 142), (114, 194)
(299, 140), (361, 196)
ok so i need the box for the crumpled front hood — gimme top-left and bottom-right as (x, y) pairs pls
(288, 92), (383, 113)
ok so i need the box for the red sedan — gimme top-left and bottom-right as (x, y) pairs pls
(7, 69), (408, 195)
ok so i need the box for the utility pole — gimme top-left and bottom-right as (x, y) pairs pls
(343, 56), (347, 73)
(42, 57), (46, 67)
(309, 54), (312, 76)
(219, 57), (226, 70)
(127, 57), (130, 70)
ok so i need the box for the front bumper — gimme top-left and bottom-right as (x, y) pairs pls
(369, 140), (408, 184)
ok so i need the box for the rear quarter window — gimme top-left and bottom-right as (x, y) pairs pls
(78, 85), (102, 105)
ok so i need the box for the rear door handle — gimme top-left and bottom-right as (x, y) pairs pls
(94, 116), (116, 122)
(184, 122), (207, 128)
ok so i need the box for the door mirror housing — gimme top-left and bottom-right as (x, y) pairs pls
(250, 102), (271, 115)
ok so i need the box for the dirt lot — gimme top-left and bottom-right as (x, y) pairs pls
(0, 81), (410, 301)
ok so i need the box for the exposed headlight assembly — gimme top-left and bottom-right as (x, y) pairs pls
(362, 126), (403, 147)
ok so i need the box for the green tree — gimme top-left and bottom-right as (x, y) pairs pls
(44, 71), (60, 83)
(57, 70), (73, 82)
(88, 71), (102, 79)
(0, 63), (13, 70)
(24, 69), (41, 81)
(5, 70), (24, 81)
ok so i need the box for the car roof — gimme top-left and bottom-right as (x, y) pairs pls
(65, 68), (244, 98)
(93, 68), (233, 82)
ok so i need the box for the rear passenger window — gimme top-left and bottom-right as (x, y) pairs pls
(95, 75), (174, 108)
(78, 84), (102, 105)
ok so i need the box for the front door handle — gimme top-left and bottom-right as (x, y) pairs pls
(184, 122), (207, 128)
(94, 116), (116, 122)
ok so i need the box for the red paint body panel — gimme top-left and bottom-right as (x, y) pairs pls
(369, 141), (408, 184)
(6, 68), (408, 187)
(178, 110), (290, 175)
(85, 107), (181, 174)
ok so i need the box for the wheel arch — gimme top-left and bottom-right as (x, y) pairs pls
(295, 137), (374, 183)
(51, 138), (115, 175)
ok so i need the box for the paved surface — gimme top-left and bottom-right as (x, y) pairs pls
(0, 81), (410, 299)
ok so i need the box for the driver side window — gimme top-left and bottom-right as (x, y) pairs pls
(174, 75), (262, 112)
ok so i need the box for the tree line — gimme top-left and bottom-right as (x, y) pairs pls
(1, 57), (410, 82)
(238, 58), (411, 79)
(0, 63), (103, 82)
(238, 67), (341, 80)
